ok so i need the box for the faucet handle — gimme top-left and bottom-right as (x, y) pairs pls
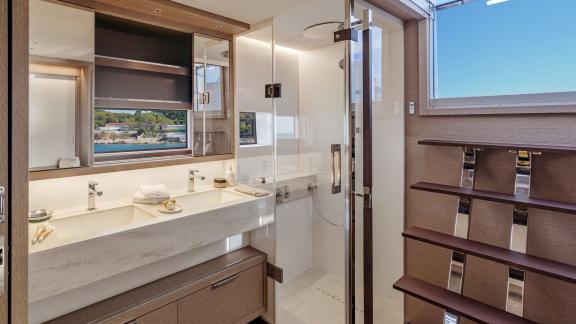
(189, 169), (199, 175)
(88, 180), (99, 185)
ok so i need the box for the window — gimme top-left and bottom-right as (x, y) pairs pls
(239, 112), (257, 145)
(94, 109), (188, 155)
(432, 0), (576, 102)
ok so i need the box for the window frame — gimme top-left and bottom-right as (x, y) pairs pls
(93, 106), (194, 163)
(425, 1), (576, 115)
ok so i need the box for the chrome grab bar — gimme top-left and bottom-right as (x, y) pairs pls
(331, 144), (342, 194)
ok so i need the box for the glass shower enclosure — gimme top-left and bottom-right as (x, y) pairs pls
(235, 0), (404, 322)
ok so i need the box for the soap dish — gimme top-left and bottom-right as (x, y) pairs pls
(29, 209), (53, 223)
(158, 204), (183, 214)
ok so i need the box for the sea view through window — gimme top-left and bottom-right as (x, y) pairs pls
(94, 108), (188, 154)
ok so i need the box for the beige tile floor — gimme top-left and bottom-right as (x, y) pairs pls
(278, 269), (403, 324)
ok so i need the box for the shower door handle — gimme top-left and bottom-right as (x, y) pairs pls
(331, 144), (342, 194)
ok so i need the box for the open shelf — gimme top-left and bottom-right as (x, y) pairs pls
(418, 139), (576, 154)
(393, 275), (535, 324)
(404, 227), (576, 284)
(94, 98), (192, 111)
(411, 182), (576, 214)
(95, 55), (191, 76)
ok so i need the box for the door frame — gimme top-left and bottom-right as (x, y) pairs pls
(3, 1), (29, 323)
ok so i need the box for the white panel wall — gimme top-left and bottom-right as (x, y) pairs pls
(29, 75), (77, 169)
(29, 160), (229, 211)
(298, 43), (346, 277)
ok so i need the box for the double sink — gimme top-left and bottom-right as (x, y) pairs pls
(38, 189), (247, 244)
(28, 187), (275, 302)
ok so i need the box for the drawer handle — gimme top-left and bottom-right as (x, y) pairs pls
(211, 274), (239, 289)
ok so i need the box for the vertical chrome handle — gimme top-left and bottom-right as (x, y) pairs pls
(331, 144), (342, 194)
(0, 186), (5, 223)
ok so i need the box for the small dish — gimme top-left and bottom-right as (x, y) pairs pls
(158, 204), (183, 214)
(29, 209), (53, 223)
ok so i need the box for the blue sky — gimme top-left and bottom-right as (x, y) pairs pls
(436, 0), (576, 98)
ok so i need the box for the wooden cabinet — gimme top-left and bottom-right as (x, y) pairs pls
(48, 248), (266, 324)
(128, 302), (177, 324)
(178, 264), (265, 324)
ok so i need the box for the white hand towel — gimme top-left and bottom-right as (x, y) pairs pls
(139, 184), (170, 199)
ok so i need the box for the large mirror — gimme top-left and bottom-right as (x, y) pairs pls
(29, 0), (94, 171)
(193, 35), (233, 156)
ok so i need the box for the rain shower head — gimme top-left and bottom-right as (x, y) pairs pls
(302, 21), (343, 40)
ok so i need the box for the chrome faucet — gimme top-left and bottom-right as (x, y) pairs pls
(88, 181), (103, 210)
(188, 169), (205, 192)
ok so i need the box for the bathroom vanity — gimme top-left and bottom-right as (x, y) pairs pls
(28, 187), (274, 303)
(46, 247), (266, 324)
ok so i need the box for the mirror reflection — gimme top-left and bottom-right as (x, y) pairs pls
(193, 35), (232, 156)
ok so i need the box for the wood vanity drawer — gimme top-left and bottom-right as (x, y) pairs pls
(127, 302), (177, 324)
(177, 263), (265, 324)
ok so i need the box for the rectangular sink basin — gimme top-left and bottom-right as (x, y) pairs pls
(50, 206), (155, 239)
(177, 190), (247, 211)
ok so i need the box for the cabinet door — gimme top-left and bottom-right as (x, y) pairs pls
(128, 302), (177, 324)
(178, 264), (265, 324)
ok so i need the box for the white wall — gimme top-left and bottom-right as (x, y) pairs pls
(29, 160), (230, 211)
(29, 74), (77, 169)
(298, 43), (347, 277)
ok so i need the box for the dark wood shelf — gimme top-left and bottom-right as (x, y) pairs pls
(418, 139), (576, 154)
(404, 227), (576, 284)
(411, 182), (576, 215)
(96, 55), (191, 76)
(393, 275), (535, 324)
(95, 98), (192, 111)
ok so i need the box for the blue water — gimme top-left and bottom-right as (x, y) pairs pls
(95, 143), (187, 153)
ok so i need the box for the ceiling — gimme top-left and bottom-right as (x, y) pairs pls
(173, 0), (345, 50)
(30, 0), (94, 62)
(171, 0), (312, 25)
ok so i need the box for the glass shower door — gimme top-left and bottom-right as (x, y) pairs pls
(352, 1), (406, 323)
(271, 0), (355, 323)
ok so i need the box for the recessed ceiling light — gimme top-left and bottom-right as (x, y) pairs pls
(216, 25), (224, 29)
(154, 8), (162, 13)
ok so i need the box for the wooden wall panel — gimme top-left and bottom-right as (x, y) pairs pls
(10, 1), (30, 323)
(0, 1), (8, 322)
(404, 20), (576, 324)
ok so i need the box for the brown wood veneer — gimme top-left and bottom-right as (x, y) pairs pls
(419, 139), (576, 154)
(393, 276), (535, 324)
(404, 227), (576, 284)
(411, 182), (576, 214)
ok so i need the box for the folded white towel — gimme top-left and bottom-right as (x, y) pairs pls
(139, 184), (170, 199)
(58, 157), (80, 169)
(133, 184), (170, 204)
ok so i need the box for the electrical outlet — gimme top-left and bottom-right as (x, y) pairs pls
(409, 102), (416, 115)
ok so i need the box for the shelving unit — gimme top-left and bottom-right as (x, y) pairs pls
(393, 276), (535, 324)
(95, 55), (191, 76)
(403, 227), (576, 284)
(418, 139), (576, 154)
(395, 139), (576, 323)
(411, 182), (576, 214)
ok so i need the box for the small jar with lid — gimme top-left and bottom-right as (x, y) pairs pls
(213, 178), (228, 188)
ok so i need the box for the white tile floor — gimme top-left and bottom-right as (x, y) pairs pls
(278, 269), (403, 324)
